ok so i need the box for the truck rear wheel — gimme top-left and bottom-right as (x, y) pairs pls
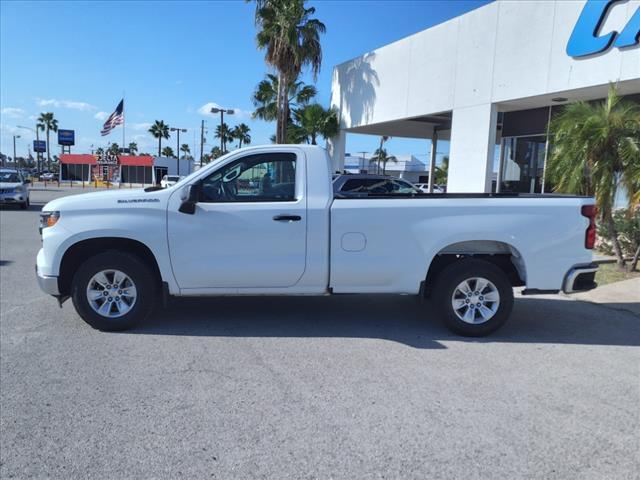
(432, 258), (513, 337)
(71, 251), (156, 331)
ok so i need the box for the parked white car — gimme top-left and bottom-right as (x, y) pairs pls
(0, 168), (30, 209)
(415, 183), (445, 194)
(160, 175), (183, 188)
(36, 145), (598, 336)
(39, 172), (55, 181)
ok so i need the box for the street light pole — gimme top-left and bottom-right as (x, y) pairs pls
(17, 125), (39, 171)
(13, 135), (21, 167)
(170, 127), (187, 175)
(210, 107), (234, 153)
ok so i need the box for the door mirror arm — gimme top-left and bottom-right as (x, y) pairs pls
(179, 182), (201, 214)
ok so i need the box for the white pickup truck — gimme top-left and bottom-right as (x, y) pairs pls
(36, 145), (598, 336)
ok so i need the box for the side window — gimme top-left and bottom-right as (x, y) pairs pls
(199, 152), (297, 203)
(341, 179), (368, 192)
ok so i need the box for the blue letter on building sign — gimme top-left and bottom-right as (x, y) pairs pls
(567, 0), (640, 58)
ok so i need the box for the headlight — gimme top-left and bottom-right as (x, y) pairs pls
(39, 211), (60, 233)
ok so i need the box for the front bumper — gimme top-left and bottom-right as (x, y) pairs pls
(0, 192), (27, 204)
(36, 264), (60, 295)
(563, 263), (598, 294)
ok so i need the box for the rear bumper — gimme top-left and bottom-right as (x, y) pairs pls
(35, 264), (60, 296)
(562, 263), (598, 294)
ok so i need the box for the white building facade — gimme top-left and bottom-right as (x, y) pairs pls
(329, 0), (640, 193)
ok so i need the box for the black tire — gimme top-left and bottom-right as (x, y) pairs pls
(71, 250), (157, 331)
(432, 258), (514, 337)
(19, 199), (28, 210)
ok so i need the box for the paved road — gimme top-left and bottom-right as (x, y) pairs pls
(1, 188), (639, 479)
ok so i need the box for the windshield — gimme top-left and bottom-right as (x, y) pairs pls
(0, 172), (20, 183)
(167, 176), (180, 181)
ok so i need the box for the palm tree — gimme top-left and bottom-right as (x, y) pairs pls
(108, 143), (120, 155)
(252, 74), (317, 122)
(148, 120), (170, 157)
(253, 0), (325, 143)
(180, 143), (190, 159)
(434, 155), (449, 185)
(95, 147), (104, 156)
(161, 146), (175, 158)
(547, 84), (640, 269)
(369, 147), (397, 175)
(210, 146), (223, 160)
(231, 123), (252, 149)
(214, 123), (233, 152)
(37, 112), (58, 170)
(291, 104), (338, 145)
(128, 142), (138, 155)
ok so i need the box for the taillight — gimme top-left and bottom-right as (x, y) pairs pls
(581, 205), (597, 249)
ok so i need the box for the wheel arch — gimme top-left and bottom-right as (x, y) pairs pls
(422, 240), (527, 298)
(58, 237), (162, 296)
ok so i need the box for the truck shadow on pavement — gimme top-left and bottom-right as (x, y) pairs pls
(128, 295), (640, 349)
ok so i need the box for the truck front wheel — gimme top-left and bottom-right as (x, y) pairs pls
(432, 258), (514, 337)
(71, 251), (157, 331)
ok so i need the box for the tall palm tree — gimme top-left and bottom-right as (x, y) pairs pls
(214, 123), (233, 152)
(252, 74), (317, 122)
(369, 147), (397, 175)
(253, 0), (325, 143)
(148, 120), (170, 157)
(108, 143), (120, 155)
(37, 112), (58, 170)
(291, 104), (338, 145)
(161, 146), (175, 158)
(128, 142), (138, 155)
(231, 123), (252, 148)
(180, 143), (190, 159)
(547, 84), (640, 268)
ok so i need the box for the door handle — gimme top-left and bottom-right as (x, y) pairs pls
(273, 215), (302, 222)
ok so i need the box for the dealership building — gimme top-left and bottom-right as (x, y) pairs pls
(59, 153), (193, 184)
(328, 0), (640, 193)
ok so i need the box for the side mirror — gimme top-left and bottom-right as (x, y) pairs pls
(178, 182), (201, 214)
(24, 179), (31, 184)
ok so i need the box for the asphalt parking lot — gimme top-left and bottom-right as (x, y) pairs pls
(1, 187), (639, 479)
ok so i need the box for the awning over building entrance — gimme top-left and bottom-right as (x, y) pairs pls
(60, 154), (154, 166)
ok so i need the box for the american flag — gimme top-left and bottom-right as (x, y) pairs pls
(100, 99), (124, 136)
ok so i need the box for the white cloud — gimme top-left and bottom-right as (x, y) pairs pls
(94, 111), (108, 120)
(197, 102), (250, 120)
(131, 122), (151, 131)
(1, 107), (25, 118)
(37, 98), (97, 111)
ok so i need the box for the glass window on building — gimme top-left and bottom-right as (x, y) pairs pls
(499, 135), (546, 193)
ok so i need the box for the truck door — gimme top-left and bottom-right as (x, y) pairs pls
(167, 151), (307, 290)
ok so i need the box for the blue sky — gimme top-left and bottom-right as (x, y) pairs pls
(0, 0), (491, 162)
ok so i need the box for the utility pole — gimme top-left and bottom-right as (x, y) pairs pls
(200, 120), (205, 165)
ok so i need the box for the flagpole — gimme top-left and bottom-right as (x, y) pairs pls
(122, 93), (125, 152)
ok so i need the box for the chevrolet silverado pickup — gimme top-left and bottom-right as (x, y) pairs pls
(36, 145), (598, 336)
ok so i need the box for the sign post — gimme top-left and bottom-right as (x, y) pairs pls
(57, 129), (75, 154)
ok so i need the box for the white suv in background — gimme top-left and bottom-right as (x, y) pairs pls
(0, 168), (30, 209)
(160, 175), (183, 188)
